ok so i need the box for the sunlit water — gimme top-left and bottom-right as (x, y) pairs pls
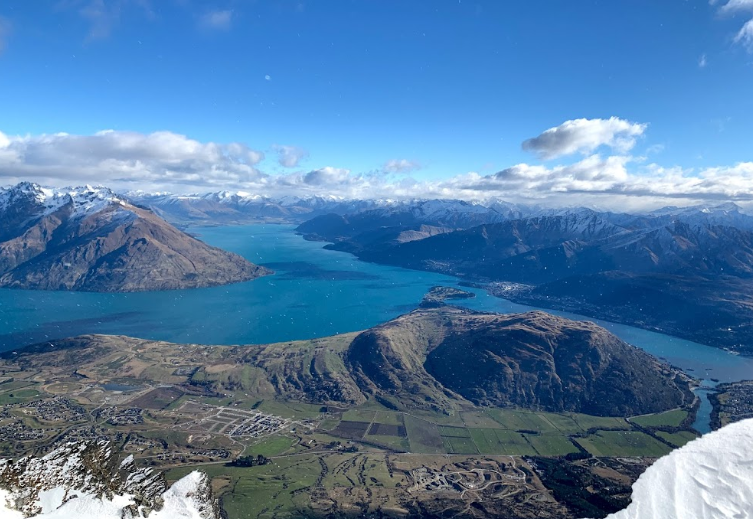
(1, 224), (750, 432)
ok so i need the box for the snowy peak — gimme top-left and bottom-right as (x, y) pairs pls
(650, 201), (743, 217)
(0, 441), (220, 518)
(0, 182), (126, 220)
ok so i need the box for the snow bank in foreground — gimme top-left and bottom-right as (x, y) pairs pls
(0, 441), (219, 518)
(600, 418), (753, 519)
(0, 471), (213, 519)
(152, 471), (216, 519)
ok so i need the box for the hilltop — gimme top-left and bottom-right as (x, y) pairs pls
(1, 304), (691, 418)
(345, 306), (692, 416)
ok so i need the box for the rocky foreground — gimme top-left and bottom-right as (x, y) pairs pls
(0, 441), (220, 518)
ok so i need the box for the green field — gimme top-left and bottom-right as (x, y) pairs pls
(439, 426), (471, 438)
(341, 408), (377, 423)
(576, 431), (672, 457)
(468, 428), (537, 456)
(526, 434), (580, 456)
(373, 411), (404, 425)
(631, 409), (688, 428)
(442, 435), (479, 454)
(0, 388), (41, 405)
(459, 411), (502, 428)
(404, 415), (444, 454)
(318, 418), (340, 431)
(570, 414), (630, 431)
(656, 430), (698, 447)
(366, 434), (410, 451)
(247, 436), (297, 457)
(543, 414), (585, 435)
(486, 409), (558, 433)
(166, 453), (406, 519)
(346, 406), (699, 457)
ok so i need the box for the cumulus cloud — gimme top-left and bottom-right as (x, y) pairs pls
(0, 130), (265, 191)
(199, 10), (232, 30)
(464, 158), (753, 204)
(383, 159), (421, 174)
(272, 145), (308, 168)
(302, 167), (353, 186)
(718, 0), (753, 14)
(522, 117), (648, 160)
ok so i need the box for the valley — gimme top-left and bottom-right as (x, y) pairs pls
(0, 214), (750, 518)
(0, 304), (700, 518)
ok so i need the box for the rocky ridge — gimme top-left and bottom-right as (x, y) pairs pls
(0, 440), (220, 518)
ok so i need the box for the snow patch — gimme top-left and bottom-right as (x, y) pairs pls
(0, 442), (218, 518)
(119, 454), (134, 468)
(0, 488), (24, 519)
(0, 182), (127, 219)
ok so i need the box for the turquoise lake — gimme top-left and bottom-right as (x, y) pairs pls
(1, 224), (751, 432)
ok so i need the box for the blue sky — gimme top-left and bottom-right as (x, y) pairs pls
(0, 0), (752, 207)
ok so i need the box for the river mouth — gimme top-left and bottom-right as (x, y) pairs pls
(1, 224), (749, 432)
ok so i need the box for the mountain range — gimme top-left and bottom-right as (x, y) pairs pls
(127, 190), (529, 227)
(297, 203), (753, 353)
(0, 182), (270, 292)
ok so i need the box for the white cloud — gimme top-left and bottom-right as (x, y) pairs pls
(199, 10), (232, 30)
(0, 129), (265, 191)
(0, 16), (11, 54)
(3, 128), (753, 210)
(302, 167), (353, 186)
(713, 0), (753, 53)
(383, 159), (421, 174)
(718, 0), (753, 14)
(521, 117), (648, 160)
(699, 53), (708, 68)
(735, 18), (753, 51)
(272, 145), (308, 167)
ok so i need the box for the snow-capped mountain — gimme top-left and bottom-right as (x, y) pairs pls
(0, 441), (220, 518)
(0, 182), (126, 222)
(596, 418), (753, 519)
(124, 188), (753, 233)
(646, 201), (753, 230)
(125, 189), (537, 227)
(0, 182), (269, 292)
(126, 189), (386, 225)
